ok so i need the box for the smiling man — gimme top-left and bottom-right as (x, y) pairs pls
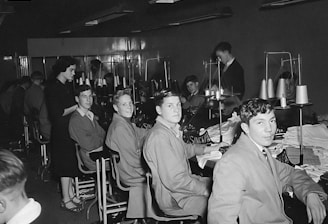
(208, 98), (327, 224)
(69, 84), (105, 171)
(143, 89), (221, 219)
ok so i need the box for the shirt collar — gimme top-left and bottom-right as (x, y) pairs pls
(248, 134), (265, 153)
(76, 107), (94, 121)
(191, 90), (199, 96)
(7, 198), (41, 224)
(226, 57), (235, 68)
(156, 116), (182, 138)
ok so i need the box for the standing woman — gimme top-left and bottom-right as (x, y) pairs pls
(45, 56), (82, 212)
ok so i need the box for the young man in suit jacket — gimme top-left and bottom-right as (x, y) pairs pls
(213, 41), (245, 100)
(208, 98), (327, 224)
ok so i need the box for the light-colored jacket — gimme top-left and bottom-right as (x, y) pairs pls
(143, 116), (210, 217)
(106, 113), (148, 186)
(208, 133), (327, 224)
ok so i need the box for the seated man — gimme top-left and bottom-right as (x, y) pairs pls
(69, 85), (106, 171)
(105, 89), (148, 187)
(0, 149), (42, 224)
(181, 75), (205, 113)
(208, 98), (327, 224)
(143, 89), (221, 218)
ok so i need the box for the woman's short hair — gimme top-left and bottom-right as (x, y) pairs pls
(52, 56), (76, 76)
(113, 89), (132, 105)
(154, 89), (180, 107)
(240, 98), (273, 125)
(0, 149), (27, 192)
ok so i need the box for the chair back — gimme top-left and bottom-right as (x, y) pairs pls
(75, 144), (96, 175)
(145, 172), (198, 221)
(109, 150), (130, 192)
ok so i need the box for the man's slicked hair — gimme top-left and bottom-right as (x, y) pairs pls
(0, 149), (27, 192)
(154, 88), (180, 107)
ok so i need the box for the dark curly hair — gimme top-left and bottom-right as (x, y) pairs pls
(240, 98), (273, 125)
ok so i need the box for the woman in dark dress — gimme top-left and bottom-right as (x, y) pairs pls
(45, 56), (82, 212)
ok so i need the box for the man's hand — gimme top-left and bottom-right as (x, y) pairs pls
(306, 193), (326, 224)
(204, 142), (229, 154)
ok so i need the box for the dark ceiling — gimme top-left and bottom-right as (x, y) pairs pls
(0, 0), (316, 54)
(0, 0), (232, 39)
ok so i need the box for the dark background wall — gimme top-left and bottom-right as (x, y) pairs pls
(140, 0), (328, 114)
(1, 0), (327, 114)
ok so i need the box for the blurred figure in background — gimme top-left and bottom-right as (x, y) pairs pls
(212, 41), (245, 100)
(24, 71), (51, 140)
(181, 75), (205, 114)
(9, 76), (31, 141)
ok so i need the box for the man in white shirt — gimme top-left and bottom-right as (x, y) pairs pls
(0, 149), (41, 224)
(213, 41), (245, 100)
(208, 98), (327, 224)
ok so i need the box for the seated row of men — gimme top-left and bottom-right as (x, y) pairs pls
(69, 84), (327, 224)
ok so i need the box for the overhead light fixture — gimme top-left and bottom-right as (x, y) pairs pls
(60, 4), (134, 33)
(84, 10), (133, 26)
(59, 30), (71, 34)
(131, 30), (142, 33)
(168, 13), (228, 26)
(261, 0), (319, 8)
(149, 0), (181, 4)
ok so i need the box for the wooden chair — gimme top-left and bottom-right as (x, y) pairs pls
(74, 144), (97, 219)
(31, 119), (50, 182)
(97, 157), (127, 224)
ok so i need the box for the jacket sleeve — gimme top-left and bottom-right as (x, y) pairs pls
(147, 131), (208, 196)
(275, 161), (327, 203)
(208, 156), (245, 224)
(69, 115), (104, 151)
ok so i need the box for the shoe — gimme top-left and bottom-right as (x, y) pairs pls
(60, 199), (83, 213)
(71, 196), (85, 209)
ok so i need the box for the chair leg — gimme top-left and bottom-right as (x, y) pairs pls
(86, 197), (97, 220)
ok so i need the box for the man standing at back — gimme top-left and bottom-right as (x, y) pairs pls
(208, 98), (327, 224)
(213, 41), (245, 100)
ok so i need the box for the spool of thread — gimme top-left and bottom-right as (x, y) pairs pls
(216, 90), (221, 100)
(150, 80), (157, 98)
(85, 78), (90, 86)
(259, 79), (268, 100)
(276, 78), (286, 99)
(280, 94), (287, 108)
(211, 90), (215, 96)
(159, 80), (164, 90)
(267, 78), (275, 98)
(296, 85), (309, 104)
